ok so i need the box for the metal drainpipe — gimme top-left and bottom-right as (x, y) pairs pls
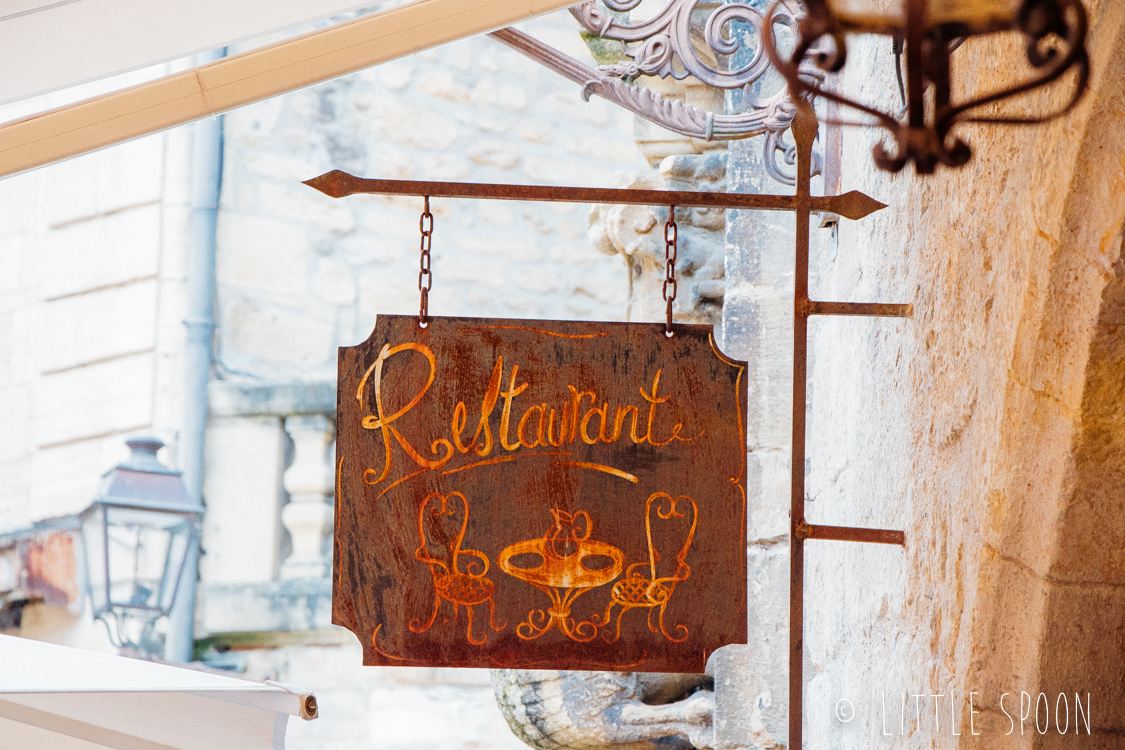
(165, 48), (226, 663)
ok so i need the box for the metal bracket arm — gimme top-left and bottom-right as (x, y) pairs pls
(794, 520), (906, 546)
(303, 171), (885, 220)
(803, 300), (912, 317)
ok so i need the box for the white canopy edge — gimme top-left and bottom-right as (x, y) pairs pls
(0, 0), (577, 180)
(0, 0), (383, 107)
(0, 635), (315, 750)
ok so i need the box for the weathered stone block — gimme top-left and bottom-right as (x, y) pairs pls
(226, 97), (285, 149)
(198, 579), (331, 632)
(0, 240), (23, 304)
(358, 268), (421, 318)
(224, 300), (335, 370)
(378, 61), (412, 92)
(710, 546), (790, 750)
(518, 119), (553, 144)
(441, 253), (506, 289)
(259, 183), (356, 235)
(468, 141), (519, 170)
(34, 205), (161, 300)
(522, 156), (607, 186)
(990, 382), (1075, 577)
(564, 136), (641, 164)
(746, 450), (790, 543)
(721, 288), (793, 450)
(33, 354), (153, 448)
(371, 101), (459, 150)
(0, 313), (14, 382)
(201, 416), (284, 584)
(311, 257), (356, 306)
(419, 72), (469, 103)
(1037, 584), (1125, 731)
(477, 202), (517, 228)
(32, 280), (158, 375)
(497, 84), (528, 113)
(39, 134), (165, 228)
(459, 235), (545, 263)
(0, 388), (29, 464)
(209, 380), (336, 418)
(0, 460), (29, 530)
(28, 435), (131, 520)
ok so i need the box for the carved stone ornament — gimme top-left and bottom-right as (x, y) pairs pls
(332, 315), (748, 672)
(493, 670), (716, 750)
(588, 152), (728, 326)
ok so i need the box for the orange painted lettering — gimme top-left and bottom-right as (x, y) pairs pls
(518, 404), (547, 448)
(499, 364), (530, 451)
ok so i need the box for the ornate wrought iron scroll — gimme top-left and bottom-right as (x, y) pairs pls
(765, 0), (1089, 173)
(569, 0), (786, 89)
(488, 0), (822, 185)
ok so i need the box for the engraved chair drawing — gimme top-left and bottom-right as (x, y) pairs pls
(410, 491), (505, 645)
(598, 493), (697, 643)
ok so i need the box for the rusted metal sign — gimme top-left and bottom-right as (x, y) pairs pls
(332, 314), (747, 672)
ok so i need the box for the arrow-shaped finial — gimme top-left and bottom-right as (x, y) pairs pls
(302, 170), (355, 198)
(828, 191), (888, 221)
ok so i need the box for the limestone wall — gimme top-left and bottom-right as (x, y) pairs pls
(198, 14), (647, 750)
(199, 10), (645, 599)
(0, 127), (193, 536)
(7, 4), (1123, 750)
(771, 3), (1125, 747)
(0, 9), (647, 749)
(215, 14), (639, 387)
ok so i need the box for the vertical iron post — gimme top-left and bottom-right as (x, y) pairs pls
(788, 102), (817, 750)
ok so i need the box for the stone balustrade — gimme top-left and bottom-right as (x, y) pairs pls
(198, 380), (338, 639)
(280, 415), (334, 580)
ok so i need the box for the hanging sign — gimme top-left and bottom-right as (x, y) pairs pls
(332, 315), (747, 673)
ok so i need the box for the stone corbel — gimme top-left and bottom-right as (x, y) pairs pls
(588, 151), (728, 327)
(493, 670), (716, 750)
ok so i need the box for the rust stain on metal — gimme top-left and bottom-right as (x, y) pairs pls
(333, 315), (748, 672)
(804, 300), (912, 318)
(307, 118), (905, 739)
(303, 171), (885, 220)
(794, 520), (905, 545)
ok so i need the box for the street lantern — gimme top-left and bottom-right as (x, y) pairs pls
(79, 436), (202, 651)
(765, 0), (1089, 173)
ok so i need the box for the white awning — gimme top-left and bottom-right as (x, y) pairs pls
(0, 634), (317, 750)
(0, 0), (382, 107)
(0, 0), (575, 180)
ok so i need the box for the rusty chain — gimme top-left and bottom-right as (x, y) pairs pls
(663, 205), (678, 335)
(418, 196), (433, 327)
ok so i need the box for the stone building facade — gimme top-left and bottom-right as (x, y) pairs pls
(792, 3), (1125, 745)
(713, 2), (1125, 747)
(0, 10), (650, 750)
(3, 1), (1125, 750)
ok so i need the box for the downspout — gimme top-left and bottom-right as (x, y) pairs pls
(165, 48), (226, 663)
